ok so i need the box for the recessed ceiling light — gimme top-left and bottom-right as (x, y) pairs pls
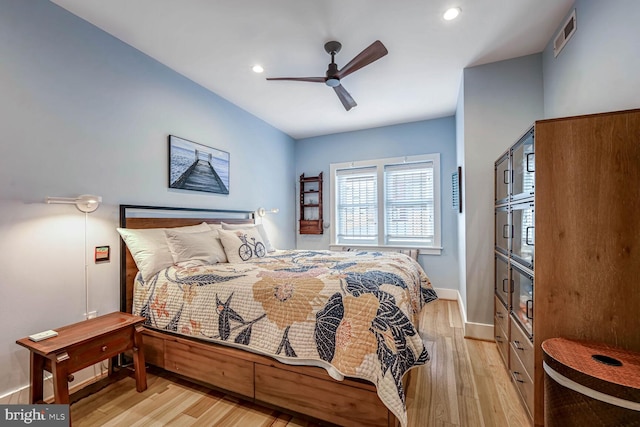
(443, 7), (461, 21)
(252, 65), (264, 73)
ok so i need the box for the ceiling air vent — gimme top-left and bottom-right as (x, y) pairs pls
(554, 9), (577, 57)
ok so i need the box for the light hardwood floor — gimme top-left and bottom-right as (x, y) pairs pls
(71, 299), (530, 426)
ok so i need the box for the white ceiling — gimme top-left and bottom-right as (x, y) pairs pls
(51, 0), (574, 139)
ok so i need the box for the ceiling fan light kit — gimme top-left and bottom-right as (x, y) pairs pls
(266, 40), (388, 111)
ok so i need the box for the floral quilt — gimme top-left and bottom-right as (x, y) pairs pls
(132, 249), (438, 426)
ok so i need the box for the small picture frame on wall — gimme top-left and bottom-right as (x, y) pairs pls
(452, 166), (462, 213)
(168, 135), (230, 194)
(95, 246), (110, 263)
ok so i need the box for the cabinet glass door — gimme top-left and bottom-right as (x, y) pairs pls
(495, 206), (510, 255)
(495, 152), (510, 204)
(511, 263), (533, 338)
(511, 127), (535, 201)
(511, 202), (534, 269)
(495, 253), (510, 307)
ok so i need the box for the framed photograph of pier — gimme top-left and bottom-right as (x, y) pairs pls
(168, 135), (230, 194)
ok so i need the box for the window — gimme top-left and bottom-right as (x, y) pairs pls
(335, 167), (377, 244)
(330, 154), (441, 254)
(384, 162), (434, 246)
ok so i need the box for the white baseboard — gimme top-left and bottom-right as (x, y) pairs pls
(0, 364), (106, 405)
(433, 287), (494, 341)
(464, 321), (495, 341)
(433, 287), (458, 301)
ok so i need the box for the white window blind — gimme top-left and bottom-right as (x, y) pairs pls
(330, 153), (441, 253)
(384, 162), (434, 245)
(335, 167), (377, 243)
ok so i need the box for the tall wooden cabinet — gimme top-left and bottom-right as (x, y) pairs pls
(494, 126), (536, 420)
(299, 173), (323, 234)
(494, 109), (640, 426)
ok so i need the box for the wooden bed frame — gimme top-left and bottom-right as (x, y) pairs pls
(119, 205), (404, 427)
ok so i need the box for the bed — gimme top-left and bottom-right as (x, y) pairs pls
(119, 205), (438, 427)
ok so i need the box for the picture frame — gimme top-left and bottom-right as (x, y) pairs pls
(95, 245), (110, 263)
(452, 166), (462, 213)
(168, 135), (230, 194)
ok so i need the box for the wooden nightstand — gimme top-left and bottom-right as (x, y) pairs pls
(16, 312), (147, 404)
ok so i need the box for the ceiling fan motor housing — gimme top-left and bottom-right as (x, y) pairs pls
(324, 41), (342, 55)
(325, 62), (340, 86)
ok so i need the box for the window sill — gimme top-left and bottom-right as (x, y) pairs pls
(329, 244), (442, 256)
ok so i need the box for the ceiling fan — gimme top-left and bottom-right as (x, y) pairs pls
(266, 40), (388, 111)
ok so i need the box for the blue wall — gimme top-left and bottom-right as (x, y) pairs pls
(542, 0), (640, 118)
(0, 0), (294, 398)
(295, 117), (459, 291)
(458, 54), (544, 327)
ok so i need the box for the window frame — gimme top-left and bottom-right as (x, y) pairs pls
(329, 153), (442, 255)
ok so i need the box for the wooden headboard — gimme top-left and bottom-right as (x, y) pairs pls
(119, 205), (255, 314)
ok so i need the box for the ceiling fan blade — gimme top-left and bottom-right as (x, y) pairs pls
(336, 40), (388, 79)
(333, 84), (357, 111)
(266, 77), (326, 83)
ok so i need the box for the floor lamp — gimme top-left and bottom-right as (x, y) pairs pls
(46, 195), (102, 318)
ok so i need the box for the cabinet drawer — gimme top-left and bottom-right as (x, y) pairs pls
(509, 346), (534, 419)
(165, 339), (254, 398)
(255, 363), (389, 427)
(494, 321), (509, 368)
(66, 328), (133, 372)
(510, 317), (534, 379)
(494, 295), (509, 335)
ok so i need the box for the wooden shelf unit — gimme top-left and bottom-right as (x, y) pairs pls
(299, 172), (323, 234)
(493, 108), (640, 426)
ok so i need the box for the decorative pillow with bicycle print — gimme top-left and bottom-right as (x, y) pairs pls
(219, 228), (267, 263)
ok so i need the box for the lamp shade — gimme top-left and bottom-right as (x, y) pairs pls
(257, 207), (279, 217)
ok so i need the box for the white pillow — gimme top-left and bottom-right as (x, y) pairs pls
(221, 222), (275, 252)
(165, 229), (227, 266)
(117, 222), (210, 280)
(204, 224), (228, 263)
(218, 227), (268, 263)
